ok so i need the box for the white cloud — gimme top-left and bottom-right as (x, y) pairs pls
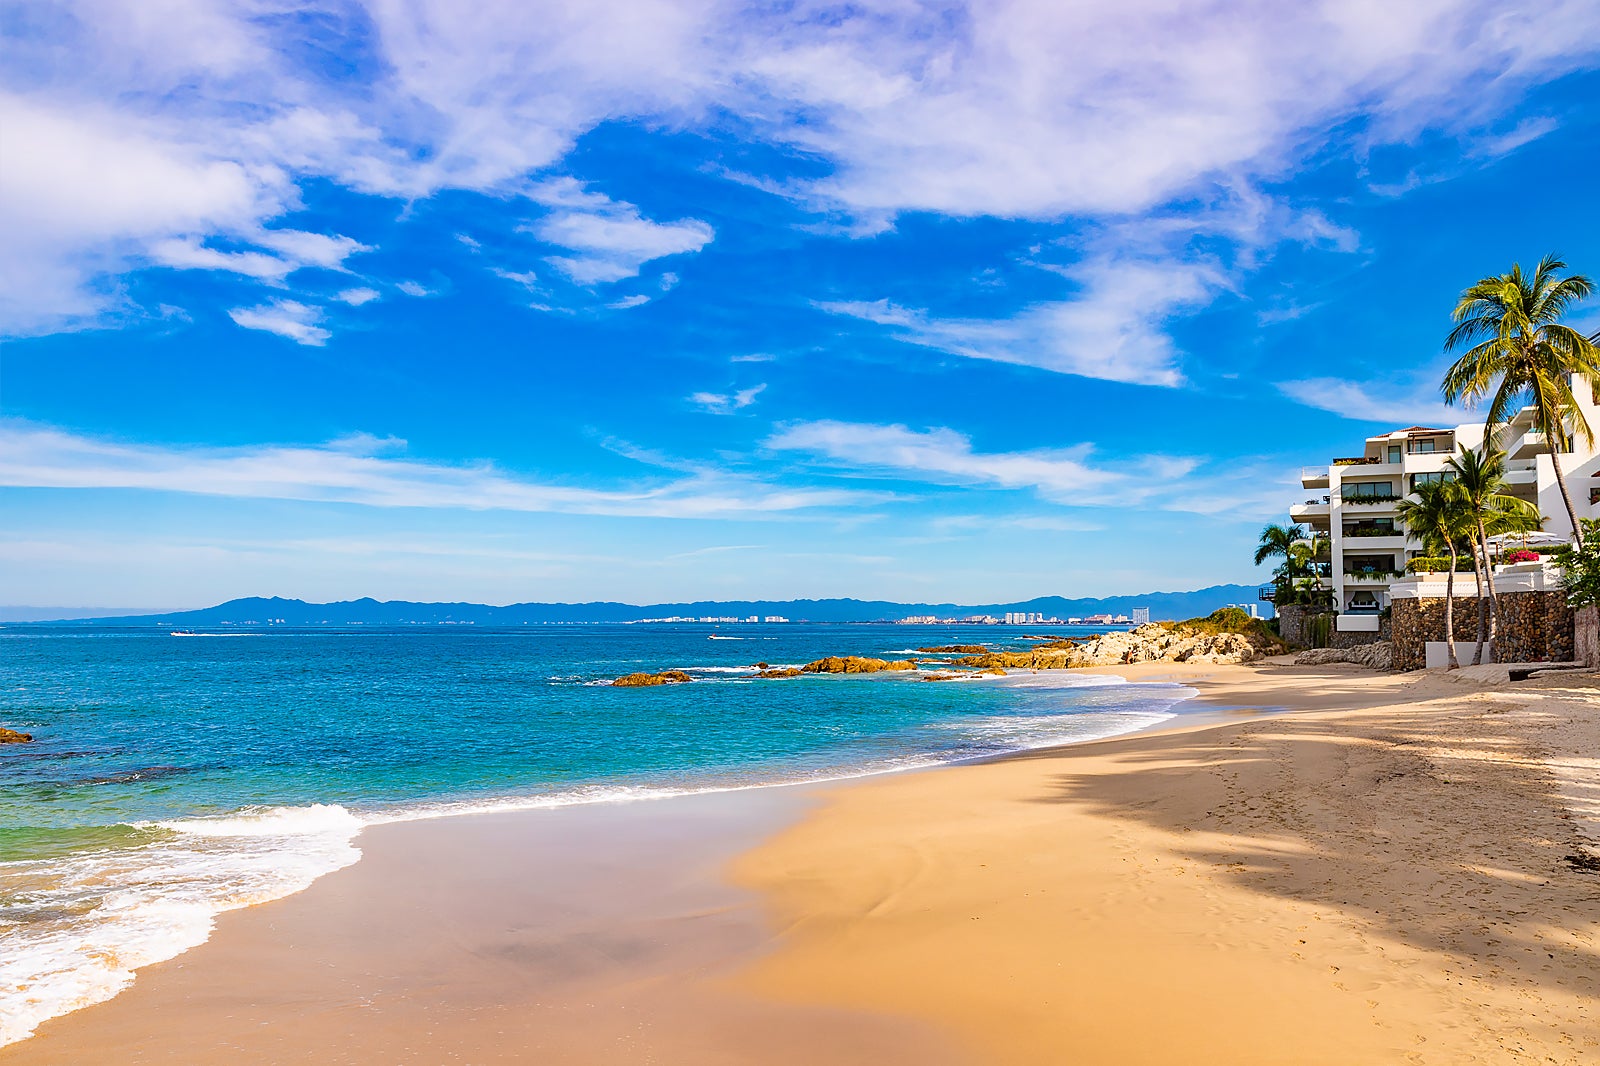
(395, 280), (433, 297)
(690, 384), (766, 413)
(149, 238), (295, 282)
(821, 256), (1223, 386)
(608, 294), (651, 310)
(1276, 378), (1462, 426)
(526, 180), (713, 285)
(227, 300), (331, 346)
(0, 421), (877, 519)
(336, 287), (381, 306)
(3, 1), (1598, 338)
(766, 420), (1197, 505)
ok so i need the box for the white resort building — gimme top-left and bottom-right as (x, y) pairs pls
(1290, 376), (1600, 638)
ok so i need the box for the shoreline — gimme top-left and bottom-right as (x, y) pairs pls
(0, 666), (1196, 1050)
(5, 661), (1596, 1062)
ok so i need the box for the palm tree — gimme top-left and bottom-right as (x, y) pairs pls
(1445, 445), (1542, 664)
(1395, 481), (1474, 669)
(1442, 255), (1600, 548)
(1255, 523), (1310, 602)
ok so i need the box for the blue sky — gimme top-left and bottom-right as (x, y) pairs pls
(3, 1), (1600, 608)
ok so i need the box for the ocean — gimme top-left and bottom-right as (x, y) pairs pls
(0, 623), (1197, 1044)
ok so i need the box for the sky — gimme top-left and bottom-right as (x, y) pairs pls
(3, 1), (1600, 609)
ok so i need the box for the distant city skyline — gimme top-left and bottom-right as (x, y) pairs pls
(4, 4), (1599, 606)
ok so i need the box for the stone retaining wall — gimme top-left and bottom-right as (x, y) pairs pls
(1391, 590), (1574, 671)
(1578, 605), (1600, 669)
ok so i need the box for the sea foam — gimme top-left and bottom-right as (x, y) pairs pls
(0, 805), (362, 1047)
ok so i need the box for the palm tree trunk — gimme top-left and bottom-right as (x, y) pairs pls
(1477, 517), (1498, 660)
(1550, 446), (1586, 548)
(1467, 545), (1487, 666)
(1444, 546), (1460, 670)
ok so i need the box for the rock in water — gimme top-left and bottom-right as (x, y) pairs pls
(611, 670), (695, 687)
(801, 656), (916, 674)
(0, 727), (33, 743)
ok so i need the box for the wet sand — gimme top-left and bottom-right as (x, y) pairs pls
(6, 660), (1597, 1064)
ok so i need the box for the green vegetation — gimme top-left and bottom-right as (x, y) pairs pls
(1444, 444), (1542, 662)
(1554, 519), (1600, 609)
(1395, 481), (1472, 669)
(1443, 255), (1600, 547)
(1169, 607), (1285, 650)
(1254, 523), (1330, 608)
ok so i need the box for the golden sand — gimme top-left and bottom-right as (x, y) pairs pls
(5, 661), (1595, 1063)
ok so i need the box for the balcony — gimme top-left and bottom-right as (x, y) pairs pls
(1290, 498), (1330, 520)
(1339, 493), (1400, 508)
(1502, 459), (1538, 486)
(1301, 467), (1330, 489)
(1332, 456), (1381, 467)
(1508, 429), (1548, 460)
(1343, 570), (1402, 585)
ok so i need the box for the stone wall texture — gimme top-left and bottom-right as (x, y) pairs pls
(1577, 605), (1600, 669)
(1391, 591), (1575, 671)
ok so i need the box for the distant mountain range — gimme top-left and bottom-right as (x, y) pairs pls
(20, 585), (1270, 625)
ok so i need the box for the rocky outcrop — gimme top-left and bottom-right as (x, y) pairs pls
(753, 667), (803, 678)
(956, 614), (1283, 669)
(0, 727), (34, 743)
(612, 670), (694, 687)
(801, 656), (916, 674)
(922, 668), (1007, 681)
(1294, 642), (1394, 670)
(917, 645), (990, 654)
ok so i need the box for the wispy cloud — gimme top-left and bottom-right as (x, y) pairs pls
(526, 179), (713, 285)
(227, 299), (330, 345)
(0, 421), (877, 519)
(690, 384), (766, 414)
(1276, 378), (1462, 426)
(7, 2), (1593, 338)
(766, 420), (1195, 504)
(335, 287), (380, 306)
(819, 256), (1224, 387)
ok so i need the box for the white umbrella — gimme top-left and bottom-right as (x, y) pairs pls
(1485, 531), (1567, 547)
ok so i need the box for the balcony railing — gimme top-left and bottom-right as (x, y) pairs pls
(1343, 526), (1403, 538)
(1343, 570), (1403, 581)
(1332, 456), (1380, 466)
(1340, 493), (1400, 505)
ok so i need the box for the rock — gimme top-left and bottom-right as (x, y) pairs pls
(0, 727), (33, 743)
(612, 670), (694, 687)
(917, 645), (990, 653)
(801, 656), (916, 674)
(753, 667), (803, 678)
(1293, 642), (1393, 671)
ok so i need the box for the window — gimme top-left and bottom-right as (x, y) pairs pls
(1342, 481), (1395, 499)
(1411, 472), (1452, 491)
(1411, 439), (1436, 454)
(1387, 445), (1402, 464)
(1591, 487), (1600, 506)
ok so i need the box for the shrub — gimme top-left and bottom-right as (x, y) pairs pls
(1553, 540), (1600, 609)
(1500, 549), (1540, 564)
(1405, 556), (1472, 574)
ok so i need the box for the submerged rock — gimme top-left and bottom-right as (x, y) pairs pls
(0, 727), (33, 744)
(801, 656), (916, 674)
(753, 667), (803, 678)
(612, 670), (694, 687)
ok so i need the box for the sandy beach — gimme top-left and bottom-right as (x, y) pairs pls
(5, 660), (1597, 1064)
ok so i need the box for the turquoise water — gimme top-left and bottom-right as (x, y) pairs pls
(0, 624), (1195, 1043)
